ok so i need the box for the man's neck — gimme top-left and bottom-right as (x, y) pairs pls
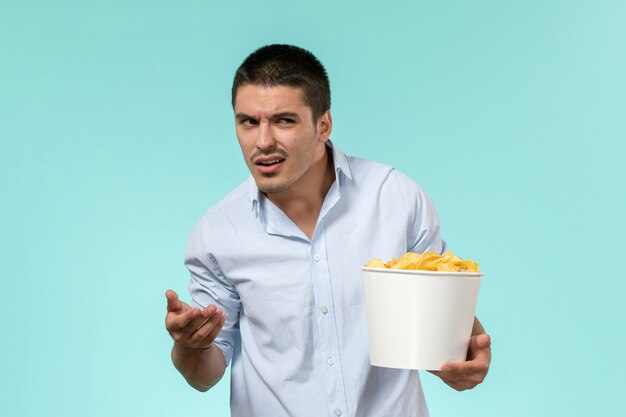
(266, 147), (335, 239)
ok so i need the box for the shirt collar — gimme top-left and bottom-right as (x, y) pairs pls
(329, 140), (353, 182)
(248, 177), (262, 216)
(248, 140), (352, 215)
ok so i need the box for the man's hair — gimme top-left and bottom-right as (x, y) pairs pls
(231, 44), (331, 120)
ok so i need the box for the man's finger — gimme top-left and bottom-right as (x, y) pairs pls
(476, 333), (491, 349)
(166, 290), (182, 312)
(187, 305), (219, 332)
(438, 353), (484, 373)
(190, 309), (225, 343)
(437, 362), (464, 373)
(167, 308), (202, 332)
(204, 311), (226, 342)
(436, 354), (470, 372)
(467, 333), (491, 362)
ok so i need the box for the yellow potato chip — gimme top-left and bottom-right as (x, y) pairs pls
(385, 258), (398, 268)
(436, 262), (460, 272)
(417, 251), (445, 270)
(391, 252), (423, 270)
(463, 259), (479, 272)
(366, 251), (479, 272)
(364, 258), (386, 268)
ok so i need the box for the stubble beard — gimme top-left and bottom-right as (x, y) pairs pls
(256, 175), (296, 194)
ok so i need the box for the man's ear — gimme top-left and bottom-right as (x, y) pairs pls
(317, 110), (333, 142)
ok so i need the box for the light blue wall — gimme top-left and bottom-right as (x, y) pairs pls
(2, 1), (624, 416)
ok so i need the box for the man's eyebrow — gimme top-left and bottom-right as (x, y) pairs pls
(235, 112), (300, 120)
(235, 112), (254, 120)
(271, 112), (299, 119)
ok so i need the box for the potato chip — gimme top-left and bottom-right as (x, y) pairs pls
(364, 258), (386, 268)
(366, 251), (479, 272)
(391, 252), (423, 270)
(436, 262), (460, 272)
(463, 259), (479, 272)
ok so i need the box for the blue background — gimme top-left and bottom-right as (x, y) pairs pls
(1, 1), (625, 416)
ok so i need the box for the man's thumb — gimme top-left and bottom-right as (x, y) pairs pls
(166, 290), (182, 312)
(476, 333), (491, 349)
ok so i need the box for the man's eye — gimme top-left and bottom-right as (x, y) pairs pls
(241, 119), (258, 127)
(276, 118), (295, 124)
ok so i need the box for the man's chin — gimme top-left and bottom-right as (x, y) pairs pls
(256, 179), (291, 194)
(259, 185), (289, 194)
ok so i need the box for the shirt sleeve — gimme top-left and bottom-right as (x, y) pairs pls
(389, 169), (447, 255)
(185, 220), (241, 367)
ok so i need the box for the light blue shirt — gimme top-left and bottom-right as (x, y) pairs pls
(185, 143), (446, 417)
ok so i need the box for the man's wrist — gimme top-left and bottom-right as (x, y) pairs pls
(174, 341), (214, 353)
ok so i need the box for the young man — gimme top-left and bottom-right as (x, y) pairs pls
(165, 44), (491, 417)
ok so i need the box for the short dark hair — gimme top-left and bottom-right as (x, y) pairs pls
(231, 44), (331, 120)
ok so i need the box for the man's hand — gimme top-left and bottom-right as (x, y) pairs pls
(165, 290), (226, 350)
(429, 318), (491, 391)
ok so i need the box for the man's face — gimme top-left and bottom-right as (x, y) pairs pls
(234, 84), (332, 195)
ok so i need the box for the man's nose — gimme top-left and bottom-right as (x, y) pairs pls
(255, 121), (276, 150)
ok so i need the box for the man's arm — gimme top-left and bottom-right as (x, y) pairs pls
(429, 317), (491, 391)
(165, 290), (227, 391)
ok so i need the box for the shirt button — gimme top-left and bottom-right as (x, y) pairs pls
(320, 306), (329, 314)
(313, 253), (321, 262)
(335, 409), (342, 416)
(327, 357), (334, 366)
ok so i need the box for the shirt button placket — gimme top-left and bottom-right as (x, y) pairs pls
(311, 238), (347, 417)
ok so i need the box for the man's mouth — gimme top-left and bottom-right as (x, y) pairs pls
(254, 157), (286, 174)
(256, 158), (284, 166)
